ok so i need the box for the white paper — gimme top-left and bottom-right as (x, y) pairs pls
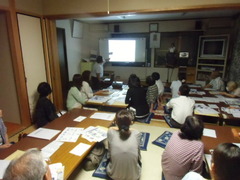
(208, 104), (219, 109)
(27, 128), (61, 140)
(41, 141), (64, 160)
(49, 163), (64, 180)
(87, 95), (110, 103)
(73, 116), (86, 122)
(70, 143), (91, 156)
(0, 160), (10, 179)
(203, 128), (217, 138)
(82, 126), (107, 142)
(233, 143), (240, 148)
(204, 154), (212, 170)
(195, 104), (219, 115)
(90, 112), (116, 121)
(55, 127), (84, 142)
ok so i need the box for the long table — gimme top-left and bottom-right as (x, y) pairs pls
(0, 109), (112, 179)
(189, 86), (240, 126)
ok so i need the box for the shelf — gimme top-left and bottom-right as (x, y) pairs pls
(198, 63), (224, 67)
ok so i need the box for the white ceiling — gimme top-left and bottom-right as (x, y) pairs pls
(77, 9), (240, 23)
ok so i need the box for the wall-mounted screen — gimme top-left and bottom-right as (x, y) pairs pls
(200, 39), (226, 57)
(99, 38), (146, 66)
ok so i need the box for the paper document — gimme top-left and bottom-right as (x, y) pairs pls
(203, 128), (217, 138)
(56, 127), (84, 142)
(70, 143), (91, 156)
(49, 163), (64, 180)
(41, 141), (64, 160)
(82, 126), (107, 142)
(27, 128), (61, 140)
(0, 160), (10, 179)
(87, 95), (110, 103)
(204, 154), (212, 170)
(90, 112), (116, 121)
(73, 116), (86, 122)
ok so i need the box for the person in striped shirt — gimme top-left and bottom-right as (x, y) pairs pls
(162, 116), (204, 180)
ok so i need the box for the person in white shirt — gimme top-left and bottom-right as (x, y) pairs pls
(91, 56), (105, 90)
(204, 71), (225, 91)
(81, 70), (93, 98)
(152, 72), (164, 105)
(170, 74), (186, 98)
(166, 84), (195, 128)
(219, 81), (240, 98)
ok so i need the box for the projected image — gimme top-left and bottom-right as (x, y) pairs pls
(108, 40), (136, 62)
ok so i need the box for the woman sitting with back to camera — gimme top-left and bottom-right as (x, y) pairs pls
(81, 70), (94, 98)
(33, 82), (58, 128)
(66, 74), (88, 111)
(107, 109), (142, 180)
(125, 74), (149, 121)
(162, 116), (204, 180)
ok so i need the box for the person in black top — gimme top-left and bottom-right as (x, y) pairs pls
(125, 74), (149, 120)
(33, 82), (58, 128)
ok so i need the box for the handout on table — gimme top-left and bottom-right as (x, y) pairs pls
(70, 143), (91, 156)
(73, 116), (86, 122)
(0, 160), (10, 179)
(203, 128), (217, 138)
(41, 141), (64, 160)
(27, 128), (61, 140)
(90, 112), (116, 121)
(49, 163), (64, 180)
(82, 126), (107, 142)
(55, 127), (84, 142)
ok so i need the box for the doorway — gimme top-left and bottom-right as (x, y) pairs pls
(57, 28), (69, 110)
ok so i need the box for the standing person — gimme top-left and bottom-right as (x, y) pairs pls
(3, 148), (52, 180)
(182, 143), (240, 180)
(204, 71), (225, 91)
(107, 109), (142, 180)
(146, 75), (158, 112)
(162, 116), (204, 180)
(66, 74), (88, 111)
(91, 55), (105, 90)
(125, 74), (149, 120)
(165, 84), (195, 128)
(170, 73), (186, 98)
(0, 110), (12, 149)
(33, 82), (58, 128)
(82, 70), (94, 98)
(152, 72), (164, 105)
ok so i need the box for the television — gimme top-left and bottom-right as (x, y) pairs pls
(200, 39), (226, 57)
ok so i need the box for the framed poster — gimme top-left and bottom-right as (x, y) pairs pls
(149, 23), (158, 32)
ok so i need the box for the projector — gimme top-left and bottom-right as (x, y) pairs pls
(112, 81), (123, 89)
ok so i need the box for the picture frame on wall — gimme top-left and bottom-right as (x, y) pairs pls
(149, 23), (158, 32)
(72, 20), (83, 38)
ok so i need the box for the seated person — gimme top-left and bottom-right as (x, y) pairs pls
(33, 82), (58, 128)
(170, 73), (186, 98)
(166, 84), (195, 128)
(107, 109), (141, 180)
(182, 143), (240, 180)
(152, 72), (164, 105)
(204, 71), (225, 91)
(67, 74), (88, 111)
(146, 75), (158, 112)
(82, 70), (94, 98)
(0, 110), (12, 149)
(125, 74), (149, 119)
(219, 81), (240, 98)
(3, 148), (52, 180)
(162, 116), (204, 180)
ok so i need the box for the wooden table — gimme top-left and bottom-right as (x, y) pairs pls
(86, 88), (128, 111)
(0, 109), (112, 179)
(189, 87), (240, 125)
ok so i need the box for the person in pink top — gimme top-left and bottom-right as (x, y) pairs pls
(162, 116), (204, 180)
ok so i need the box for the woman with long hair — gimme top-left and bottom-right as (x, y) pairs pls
(66, 74), (87, 111)
(107, 109), (142, 180)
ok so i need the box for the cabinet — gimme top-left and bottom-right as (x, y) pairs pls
(195, 35), (229, 82)
(179, 66), (196, 84)
(80, 61), (94, 74)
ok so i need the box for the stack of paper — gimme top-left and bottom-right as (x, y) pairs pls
(90, 112), (115, 121)
(82, 126), (107, 142)
(27, 128), (61, 140)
